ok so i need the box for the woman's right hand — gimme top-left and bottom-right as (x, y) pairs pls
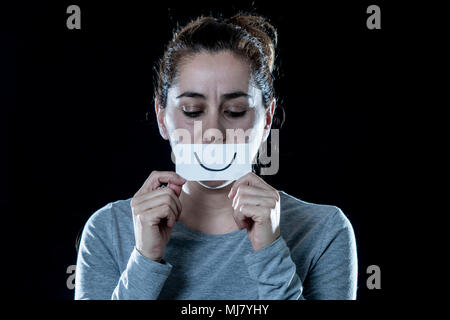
(130, 171), (186, 262)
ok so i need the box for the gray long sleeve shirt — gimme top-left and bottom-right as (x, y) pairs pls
(74, 190), (357, 300)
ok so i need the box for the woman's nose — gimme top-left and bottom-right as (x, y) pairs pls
(198, 113), (226, 144)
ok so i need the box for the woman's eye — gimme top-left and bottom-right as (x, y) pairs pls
(183, 110), (203, 118)
(225, 110), (247, 118)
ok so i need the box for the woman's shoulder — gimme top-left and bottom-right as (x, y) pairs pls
(278, 190), (353, 234)
(84, 198), (133, 231)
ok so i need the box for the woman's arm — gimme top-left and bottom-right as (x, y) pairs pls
(74, 205), (172, 300)
(244, 209), (357, 300)
(244, 235), (304, 299)
(301, 209), (358, 300)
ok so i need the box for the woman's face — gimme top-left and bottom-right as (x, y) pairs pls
(156, 50), (275, 188)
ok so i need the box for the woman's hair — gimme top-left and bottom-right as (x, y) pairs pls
(154, 13), (278, 111)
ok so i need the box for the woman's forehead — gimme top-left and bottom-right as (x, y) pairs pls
(168, 52), (263, 105)
(176, 51), (251, 90)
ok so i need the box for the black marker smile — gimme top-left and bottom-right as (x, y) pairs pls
(193, 152), (237, 171)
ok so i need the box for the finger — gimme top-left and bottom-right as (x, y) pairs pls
(167, 182), (183, 198)
(133, 193), (180, 221)
(231, 185), (274, 208)
(142, 187), (182, 214)
(162, 205), (178, 228)
(239, 205), (272, 224)
(149, 204), (178, 228)
(149, 204), (176, 228)
(228, 172), (274, 200)
(133, 188), (182, 217)
(162, 187), (183, 214)
(149, 171), (186, 190)
(137, 171), (186, 196)
(232, 207), (250, 230)
(233, 194), (277, 212)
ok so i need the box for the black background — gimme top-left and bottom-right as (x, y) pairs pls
(1, 0), (408, 301)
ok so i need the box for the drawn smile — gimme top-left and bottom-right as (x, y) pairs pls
(193, 152), (237, 171)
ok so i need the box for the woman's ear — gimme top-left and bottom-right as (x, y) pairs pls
(262, 98), (276, 143)
(155, 99), (169, 140)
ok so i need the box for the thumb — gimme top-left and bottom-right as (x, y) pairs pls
(168, 182), (183, 197)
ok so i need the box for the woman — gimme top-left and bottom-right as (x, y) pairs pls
(75, 13), (358, 300)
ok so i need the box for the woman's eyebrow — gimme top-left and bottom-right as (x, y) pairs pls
(221, 91), (252, 100)
(176, 91), (251, 100)
(176, 91), (206, 99)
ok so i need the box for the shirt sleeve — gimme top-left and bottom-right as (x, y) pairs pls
(301, 209), (358, 300)
(243, 208), (358, 300)
(74, 205), (172, 300)
(244, 236), (304, 300)
(111, 247), (172, 300)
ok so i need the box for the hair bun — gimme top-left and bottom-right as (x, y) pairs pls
(225, 14), (278, 72)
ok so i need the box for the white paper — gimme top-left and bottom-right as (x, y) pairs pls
(173, 144), (252, 181)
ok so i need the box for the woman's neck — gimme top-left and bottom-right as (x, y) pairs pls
(179, 181), (240, 234)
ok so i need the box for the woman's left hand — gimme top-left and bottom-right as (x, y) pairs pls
(228, 172), (281, 252)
